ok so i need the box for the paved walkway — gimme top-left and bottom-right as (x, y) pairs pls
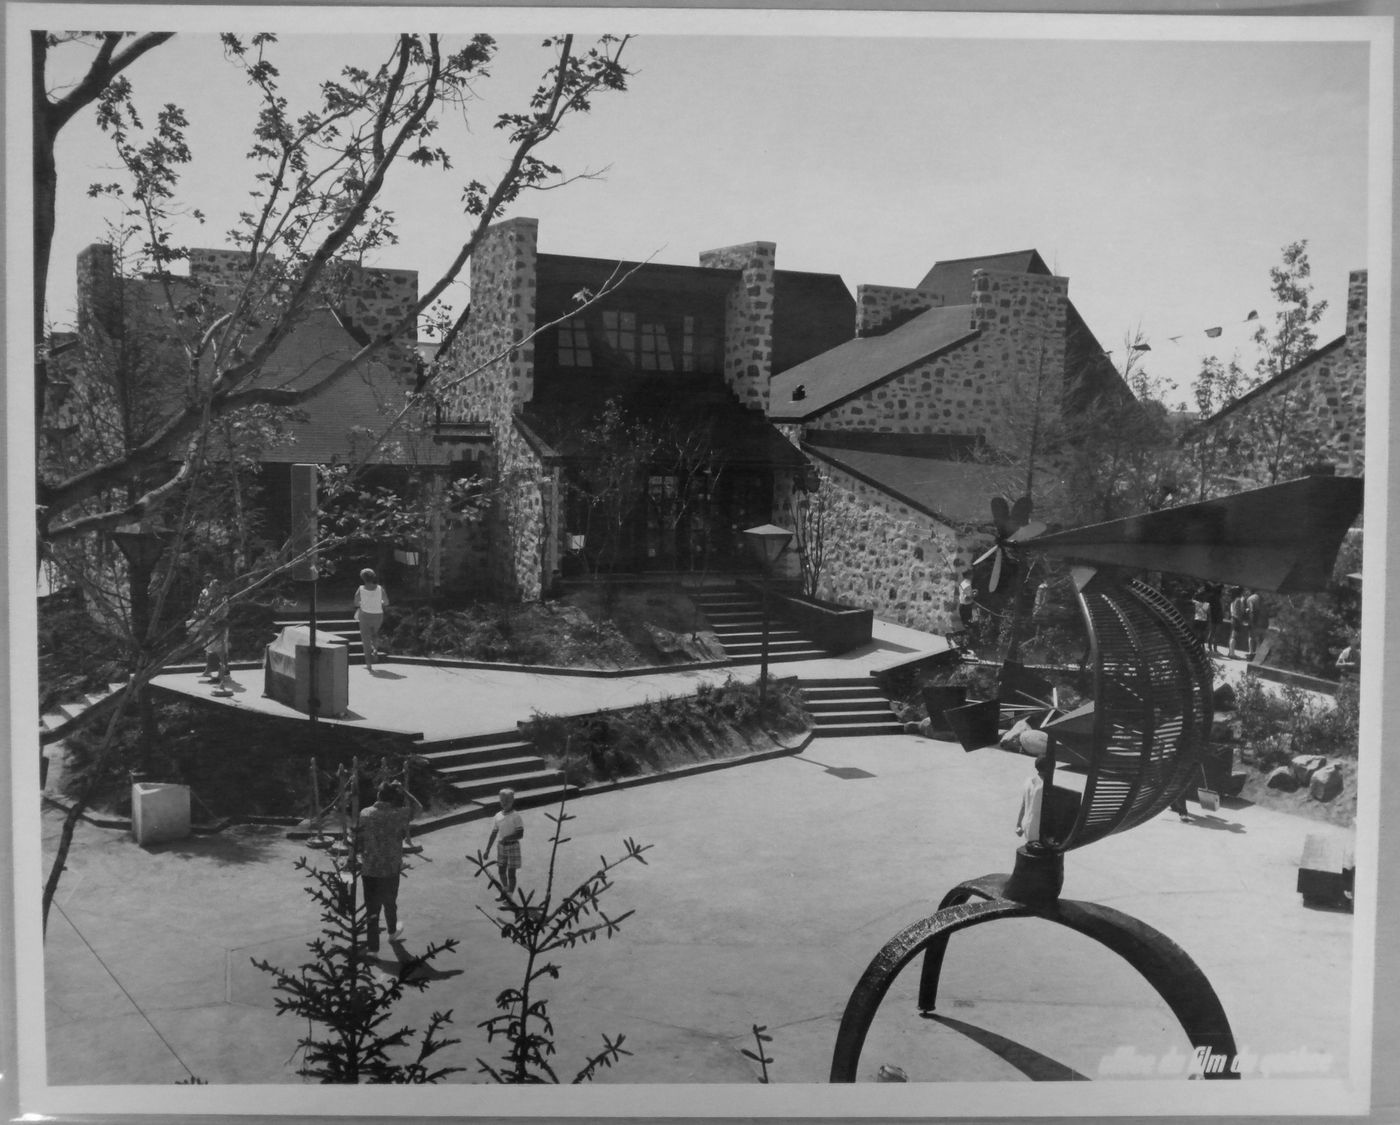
(43, 730), (1355, 1098)
(151, 619), (951, 740)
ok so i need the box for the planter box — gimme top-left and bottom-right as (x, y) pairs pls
(741, 581), (873, 654)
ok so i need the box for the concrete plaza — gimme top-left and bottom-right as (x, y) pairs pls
(42, 723), (1357, 1090)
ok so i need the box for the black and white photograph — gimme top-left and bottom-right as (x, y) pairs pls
(5, 2), (1397, 1119)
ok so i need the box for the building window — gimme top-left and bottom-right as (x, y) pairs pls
(639, 321), (674, 371)
(558, 318), (592, 368)
(603, 310), (636, 358)
(683, 315), (720, 373)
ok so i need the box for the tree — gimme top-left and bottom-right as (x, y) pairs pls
(1060, 329), (1182, 521)
(37, 31), (633, 554)
(786, 469), (845, 600)
(36, 30), (635, 934)
(33, 31), (174, 432)
(254, 851), (464, 1083)
(467, 801), (650, 1083)
(1185, 240), (1333, 492)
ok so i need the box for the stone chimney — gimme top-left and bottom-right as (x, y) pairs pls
(699, 241), (776, 411)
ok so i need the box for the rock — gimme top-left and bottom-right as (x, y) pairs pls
(1213, 682), (1237, 710)
(1290, 754), (1328, 784)
(1266, 766), (1300, 791)
(1309, 763), (1344, 802)
(1020, 728), (1049, 757)
(1000, 718), (1031, 752)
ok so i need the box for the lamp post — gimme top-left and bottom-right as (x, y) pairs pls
(742, 523), (793, 708)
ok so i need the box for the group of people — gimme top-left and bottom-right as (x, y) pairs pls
(191, 567), (390, 682)
(1189, 583), (1270, 660)
(353, 783), (523, 955)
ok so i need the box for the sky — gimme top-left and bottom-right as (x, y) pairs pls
(36, 10), (1377, 410)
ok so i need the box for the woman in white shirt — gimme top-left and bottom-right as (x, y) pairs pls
(354, 568), (388, 670)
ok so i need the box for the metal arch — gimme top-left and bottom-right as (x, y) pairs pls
(830, 879), (1240, 1083)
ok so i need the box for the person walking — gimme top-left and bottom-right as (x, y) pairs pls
(354, 569), (388, 670)
(194, 575), (231, 683)
(355, 780), (422, 954)
(485, 788), (525, 901)
(1227, 586), (1248, 659)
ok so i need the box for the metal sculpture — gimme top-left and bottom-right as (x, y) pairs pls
(830, 475), (1364, 1083)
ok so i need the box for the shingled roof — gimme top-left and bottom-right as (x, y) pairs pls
(768, 304), (979, 422)
(806, 439), (1064, 530)
(916, 249), (1051, 301)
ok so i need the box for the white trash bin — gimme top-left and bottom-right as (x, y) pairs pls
(131, 782), (191, 846)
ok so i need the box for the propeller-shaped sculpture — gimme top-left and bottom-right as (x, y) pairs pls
(973, 495), (1047, 594)
(832, 474), (1365, 1083)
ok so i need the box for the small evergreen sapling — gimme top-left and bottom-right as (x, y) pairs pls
(467, 800), (652, 1083)
(252, 851), (463, 1083)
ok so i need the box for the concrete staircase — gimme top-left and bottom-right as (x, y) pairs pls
(414, 728), (574, 806)
(690, 586), (826, 664)
(40, 682), (126, 745)
(273, 614), (365, 662)
(799, 677), (904, 738)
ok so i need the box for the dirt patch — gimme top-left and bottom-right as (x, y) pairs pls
(1235, 759), (1357, 828)
(385, 585), (725, 668)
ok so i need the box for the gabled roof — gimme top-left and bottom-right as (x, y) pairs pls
(805, 440), (1064, 530)
(768, 304), (978, 422)
(251, 308), (445, 466)
(916, 249), (1051, 301)
(1191, 335), (1347, 431)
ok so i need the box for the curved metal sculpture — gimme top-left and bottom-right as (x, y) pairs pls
(830, 476), (1364, 1083)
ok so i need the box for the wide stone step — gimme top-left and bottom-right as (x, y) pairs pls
(438, 755), (550, 785)
(711, 629), (802, 642)
(813, 721), (906, 738)
(812, 706), (896, 724)
(418, 741), (537, 769)
(726, 649), (827, 665)
(805, 696), (891, 713)
(723, 638), (821, 654)
(801, 685), (886, 700)
(451, 769), (571, 801)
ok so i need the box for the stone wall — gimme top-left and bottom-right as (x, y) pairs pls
(699, 241), (775, 411)
(1190, 269), (1367, 485)
(812, 269), (1068, 457)
(810, 463), (989, 635)
(855, 284), (944, 337)
(437, 218), (547, 598)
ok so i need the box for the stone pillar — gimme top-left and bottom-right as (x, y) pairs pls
(76, 243), (120, 338)
(699, 240), (775, 411)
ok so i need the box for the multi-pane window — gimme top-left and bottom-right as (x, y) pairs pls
(603, 310), (636, 358)
(557, 318), (592, 367)
(682, 316), (720, 373)
(639, 321), (673, 371)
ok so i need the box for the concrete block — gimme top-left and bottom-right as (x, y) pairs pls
(131, 783), (191, 846)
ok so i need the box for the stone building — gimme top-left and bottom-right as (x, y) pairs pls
(45, 243), (449, 593)
(1185, 270), (1367, 491)
(433, 217), (853, 599)
(769, 250), (1123, 634)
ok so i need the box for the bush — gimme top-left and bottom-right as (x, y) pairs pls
(524, 679), (809, 787)
(38, 590), (125, 711)
(61, 700), (450, 819)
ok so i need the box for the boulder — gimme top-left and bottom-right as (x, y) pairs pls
(1266, 766), (1300, 792)
(1020, 728), (1049, 757)
(1309, 763), (1345, 802)
(1290, 754), (1328, 785)
(1000, 718), (1031, 752)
